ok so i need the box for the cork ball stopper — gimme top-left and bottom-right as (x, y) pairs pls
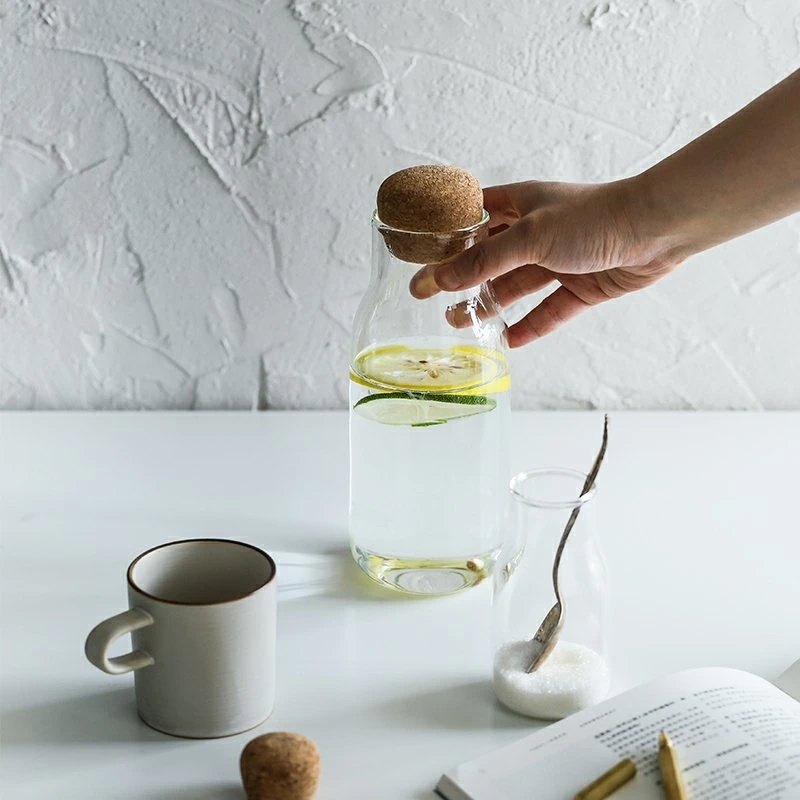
(376, 165), (488, 264)
(240, 732), (321, 800)
(377, 165), (483, 233)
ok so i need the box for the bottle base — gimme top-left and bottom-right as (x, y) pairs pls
(351, 544), (498, 596)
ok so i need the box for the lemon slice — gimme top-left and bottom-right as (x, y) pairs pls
(351, 344), (510, 394)
(354, 392), (496, 426)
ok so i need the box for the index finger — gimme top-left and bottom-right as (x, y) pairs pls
(483, 181), (545, 225)
(482, 185), (520, 227)
(433, 218), (537, 292)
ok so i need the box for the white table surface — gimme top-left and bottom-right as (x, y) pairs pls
(1, 411), (799, 799)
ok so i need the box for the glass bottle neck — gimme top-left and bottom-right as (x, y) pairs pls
(373, 209), (490, 266)
(510, 468), (597, 550)
(350, 213), (508, 363)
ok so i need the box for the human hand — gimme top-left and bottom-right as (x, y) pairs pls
(409, 179), (686, 348)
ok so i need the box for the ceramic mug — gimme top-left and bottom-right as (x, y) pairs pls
(85, 538), (276, 738)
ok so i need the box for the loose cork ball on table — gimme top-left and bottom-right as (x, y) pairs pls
(376, 165), (487, 264)
(240, 732), (321, 800)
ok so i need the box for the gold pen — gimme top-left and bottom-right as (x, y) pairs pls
(659, 730), (688, 800)
(573, 757), (637, 800)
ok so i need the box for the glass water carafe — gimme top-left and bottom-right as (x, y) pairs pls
(349, 212), (510, 596)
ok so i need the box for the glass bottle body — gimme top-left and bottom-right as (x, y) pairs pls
(349, 213), (510, 596)
(492, 468), (611, 719)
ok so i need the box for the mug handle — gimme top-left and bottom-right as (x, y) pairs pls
(85, 608), (155, 675)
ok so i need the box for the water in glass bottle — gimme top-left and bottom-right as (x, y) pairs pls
(349, 165), (511, 596)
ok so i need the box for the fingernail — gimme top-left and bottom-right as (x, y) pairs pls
(445, 304), (469, 328)
(435, 263), (462, 290)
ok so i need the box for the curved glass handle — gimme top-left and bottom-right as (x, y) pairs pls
(85, 608), (155, 675)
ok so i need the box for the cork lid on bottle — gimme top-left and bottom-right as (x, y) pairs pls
(376, 165), (488, 264)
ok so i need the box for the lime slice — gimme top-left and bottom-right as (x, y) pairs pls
(351, 345), (510, 394)
(353, 392), (496, 426)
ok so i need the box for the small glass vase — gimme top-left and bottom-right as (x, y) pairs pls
(492, 468), (611, 720)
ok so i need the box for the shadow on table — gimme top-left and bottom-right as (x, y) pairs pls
(9, 512), (428, 604)
(0, 687), (179, 747)
(138, 786), (243, 800)
(380, 680), (539, 732)
(277, 545), (426, 603)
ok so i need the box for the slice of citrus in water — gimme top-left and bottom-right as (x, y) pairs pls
(350, 344), (510, 394)
(353, 392), (496, 426)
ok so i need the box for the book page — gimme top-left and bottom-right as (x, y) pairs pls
(438, 668), (800, 800)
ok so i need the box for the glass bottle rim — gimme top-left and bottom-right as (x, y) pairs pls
(510, 467), (597, 510)
(372, 209), (490, 237)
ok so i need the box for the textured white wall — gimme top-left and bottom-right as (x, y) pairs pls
(1, 0), (799, 410)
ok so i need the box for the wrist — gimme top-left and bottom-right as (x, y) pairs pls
(615, 171), (702, 266)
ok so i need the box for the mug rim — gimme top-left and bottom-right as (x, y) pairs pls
(126, 538), (277, 606)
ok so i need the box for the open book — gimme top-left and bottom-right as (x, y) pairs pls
(437, 661), (800, 799)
